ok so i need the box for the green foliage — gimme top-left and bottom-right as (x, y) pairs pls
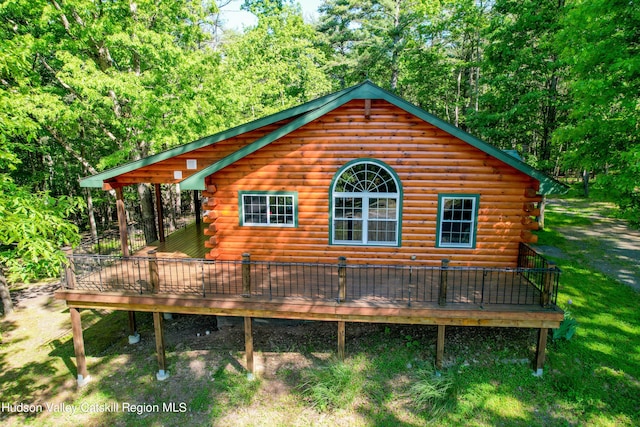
(553, 307), (578, 341)
(298, 356), (368, 411)
(0, 175), (83, 282)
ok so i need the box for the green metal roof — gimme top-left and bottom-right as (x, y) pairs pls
(82, 81), (568, 195)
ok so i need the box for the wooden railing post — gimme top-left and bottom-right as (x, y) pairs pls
(63, 247), (76, 290)
(148, 250), (159, 293)
(338, 256), (347, 302)
(541, 262), (556, 307)
(439, 259), (449, 306)
(242, 253), (251, 297)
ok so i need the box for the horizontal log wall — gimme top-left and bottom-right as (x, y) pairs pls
(202, 100), (539, 267)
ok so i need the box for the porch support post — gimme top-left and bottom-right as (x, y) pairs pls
(128, 312), (140, 344)
(115, 186), (129, 257)
(70, 307), (90, 387)
(153, 312), (169, 380)
(534, 328), (549, 376)
(154, 184), (165, 243)
(436, 325), (445, 370)
(337, 321), (346, 360)
(244, 316), (254, 379)
(194, 190), (201, 225)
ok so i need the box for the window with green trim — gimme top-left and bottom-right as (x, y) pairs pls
(331, 160), (401, 246)
(436, 194), (479, 248)
(239, 192), (297, 227)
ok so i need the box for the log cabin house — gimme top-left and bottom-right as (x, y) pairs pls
(58, 81), (567, 385)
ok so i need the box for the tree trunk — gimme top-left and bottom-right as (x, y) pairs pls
(137, 183), (158, 244)
(582, 170), (590, 198)
(85, 188), (98, 240)
(537, 196), (546, 230)
(0, 269), (13, 317)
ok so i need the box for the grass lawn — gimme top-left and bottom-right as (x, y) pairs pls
(0, 187), (639, 426)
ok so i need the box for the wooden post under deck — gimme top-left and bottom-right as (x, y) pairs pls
(534, 328), (549, 376)
(337, 321), (346, 360)
(115, 186), (139, 341)
(154, 184), (165, 243)
(436, 325), (445, 370)
(70, 307), (90, 386)
(244, 317), (254, 377)
(153, 312), (168, 380)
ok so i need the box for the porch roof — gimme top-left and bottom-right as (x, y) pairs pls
(80, 81), (568, 195)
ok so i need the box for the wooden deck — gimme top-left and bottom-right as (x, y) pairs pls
(57, 225), (564, 381)
(146, 221), (208, 258)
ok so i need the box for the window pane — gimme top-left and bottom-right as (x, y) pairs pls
(243, 195), (268, 224)
(334, 219), (362, 241)
(368, 220), (397, 242)
(439, 196), (476, 247)
(268, 195), (294, 224)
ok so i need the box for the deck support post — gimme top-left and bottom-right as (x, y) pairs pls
(244, 316), (254, 379)
(337, 321), (346, 360)
(148, 250), (159, 293)
(338, 257), (347, 302)
(436, 325), (445, 370)
(70, 307), (90, 386)
(439, 259), (449, 306)
(153, 312), (169, 380)
(128, 312), (140, 344)
(534, 327), (549, 376)
(242, 253), (251, 297)
(154, 184), (165, 243)
(116, 187), (140, 344)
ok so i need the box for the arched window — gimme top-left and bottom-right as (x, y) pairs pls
(330, 160), (401, 246)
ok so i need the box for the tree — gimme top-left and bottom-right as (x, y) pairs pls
(317, 0), (426, 91)
(467, 0), (567, 171)
(222, 1), (330, 119)
(1, 0), (238, 241)
(555, 0), (639, 210)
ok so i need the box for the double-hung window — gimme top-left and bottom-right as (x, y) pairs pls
(239, 192), (297, 227)
(436, 194), (479, 248)
(331, 160), (401, 246)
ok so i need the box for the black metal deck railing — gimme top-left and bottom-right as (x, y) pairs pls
(77, 216), (196, 256)
(62, 247), (560, 307)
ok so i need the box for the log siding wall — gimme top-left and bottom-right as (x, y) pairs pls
(202, 100), (539, 267)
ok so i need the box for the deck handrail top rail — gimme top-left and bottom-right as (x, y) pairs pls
(66, 252), (561, 273)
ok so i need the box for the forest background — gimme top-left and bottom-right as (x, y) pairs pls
(0, 0), (638, 303)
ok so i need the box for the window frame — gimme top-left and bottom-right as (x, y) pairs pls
(329, 159), (402, 247)
(436, 194), (480, 249)
(238, 191), (298, 227)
